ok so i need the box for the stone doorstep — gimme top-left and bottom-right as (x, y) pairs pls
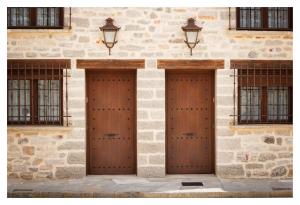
(8, 191), (293, 198)
(7, 176), (293, 198)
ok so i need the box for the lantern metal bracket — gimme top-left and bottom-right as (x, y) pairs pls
(99, 18), (120, 55)
(182, 18), (202, 56)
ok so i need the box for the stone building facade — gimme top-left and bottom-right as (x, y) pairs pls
(7, 7), (293, 180)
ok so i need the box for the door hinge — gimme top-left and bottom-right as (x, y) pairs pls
(213, 97), (215, 103)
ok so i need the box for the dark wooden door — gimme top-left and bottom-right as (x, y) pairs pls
(166, 70), (214, 174)
(86, 70), (136, 174)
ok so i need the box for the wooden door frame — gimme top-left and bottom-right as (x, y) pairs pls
(159, 59), (223, 175)
(79, 59), (145, 175)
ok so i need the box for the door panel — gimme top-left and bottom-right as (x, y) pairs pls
(86, 70), (136, 174)
(166, 70), (214, 174)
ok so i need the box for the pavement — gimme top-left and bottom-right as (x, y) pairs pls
(7, 175), (293, 198)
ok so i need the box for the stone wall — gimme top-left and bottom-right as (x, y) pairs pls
(137, 60), (165, 177)
(7, 7), (293, 179)
(8, 127), (85, 179)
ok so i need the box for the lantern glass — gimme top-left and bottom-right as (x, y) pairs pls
(186, 31), (198, 46)
(103, 30), (116, 45)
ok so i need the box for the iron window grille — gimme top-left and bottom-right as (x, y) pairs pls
(236, 7), (293, 31)
(231, 60), (293, 125)
(7, 7), (64, 29)
(7, 59), (71, 126)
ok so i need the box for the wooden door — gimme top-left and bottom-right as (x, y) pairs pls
(166, 70), (214, 174)
(86, 70), (136, 174)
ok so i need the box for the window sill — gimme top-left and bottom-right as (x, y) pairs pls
(7, 27), (72, 33)
(7, 125), (72, 133)
(230, 123), (292, 130)
(226, 29), (293, 36)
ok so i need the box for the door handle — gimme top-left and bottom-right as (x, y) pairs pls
(103, 133), (119, 137)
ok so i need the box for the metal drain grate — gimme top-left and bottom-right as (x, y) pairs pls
(181, 182), (204, 186)
(13, 189), (33, 192)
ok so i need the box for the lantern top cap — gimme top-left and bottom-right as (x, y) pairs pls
(99, 18), (120, 31)
(182, 18), (202, 31)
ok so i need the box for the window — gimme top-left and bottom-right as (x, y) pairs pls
(231, 60), (293, 124)
(7, 60), (70, 125)
(236, 7), (293, 31)
(7, 7), (64, 29)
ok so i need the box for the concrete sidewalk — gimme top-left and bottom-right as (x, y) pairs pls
(7, 175), (293, 198)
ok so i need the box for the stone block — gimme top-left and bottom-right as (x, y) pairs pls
(245, 163), (264, 169)
(271, 166), (287, 177)
(138, 155), (148, 166)
(22, 146), (35, 155)
(145, 59), (157, 68)
(119, 45), (144, 51)
(73, 17), (90, 27)
(278, 152), (292, 159)
(155, 132), (165, 141)
(124, 25), (145, 31)
(265, 162), (276, 169)
(138, 143), (164, 154)
(265, 40), (283, 46)
(137, 90), (154, 99)
(236, 152), (249, 162)
(138, 70), (164, 78)
(217, 152), (234, 163)
(20, 172), (33, 180)
(28, 167), (38, 172)
(149, 155), (165, 165)
(36, 172), (53, 179)
(63, 50), (85, 57)
(150, 110), (165, 120)
(216, 96), (233, 106)
(252, 170), (269, 177)
(78, 36), (90, 43)
(67, 152), (85, 164)
(18, 138), (29, 144)
(126, 9), (142, 17)
(263, 135), (275, 144)
(155, 90), (165, 99)
(137, 131), (154, 141)
(138, 110), (149, 119)
(12, 165), (26, 172)
(216, 128), (235, 137)
(218, 138), (241, 150)
(138, 166), (165, 177)
(217, 165), (245, 178)
(248, 51), (258, 58)
(138, 80), (165, 88)
(57, 141), (84, 150)
(137, 121), (165, 130)
(276, 137), (283, 145)
(275, 129), (291, 136)
(138, 100), (165, 109)
(39, 164), (53, 171)
(258, 153), (277, 162)
(55, 166), (85, 179)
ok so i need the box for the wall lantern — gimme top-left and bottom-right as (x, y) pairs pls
(99, 18), (120, 55)
(181, 18), (202, 56)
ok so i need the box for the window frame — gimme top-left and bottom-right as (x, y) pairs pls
(236, 7), (293, 31)
(7, 7), (64, 29)
(7, 59), (71, 126)
(237, 86), (293, 125)
(231, 60), (293, 125)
